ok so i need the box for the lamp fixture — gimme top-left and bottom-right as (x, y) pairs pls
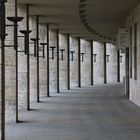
(93, 54), (97, 62)
(49, 46), (56, 60)
(30, 38), (40, 57)
(59, 49), (65, 61)
(80, 53), (85, 62)
(106, 55), (110, 62)
(70, 51), (75, 61)
(40, 43), (47, 58)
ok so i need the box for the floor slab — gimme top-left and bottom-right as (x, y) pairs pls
(6, 84), (140, 140)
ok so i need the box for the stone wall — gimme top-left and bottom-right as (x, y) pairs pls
(125, 2), (140, 106)
(0, 1), (130, 139)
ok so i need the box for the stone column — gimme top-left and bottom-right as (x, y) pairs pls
(106, 43), (118, 83)
(18, 5), (27, 110)
(81, 39), (91, 86)
(70, 37), (78, 88)
(4, 0), (17, 123)
(59, 34), (68, 90)
(93, 41), (104, 84)
(39, 24), (47, 97)
(29, 16), (37, 102)
(49, 30), (57, 93)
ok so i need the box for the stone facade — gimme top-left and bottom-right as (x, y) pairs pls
(0, 0), (128, 138)
(125, 2), (140, 106)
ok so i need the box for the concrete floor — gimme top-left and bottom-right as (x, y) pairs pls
(6, 84), (140, 140)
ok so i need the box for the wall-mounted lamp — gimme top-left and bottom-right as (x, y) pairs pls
(49, 46), (56, 60)
(7, 16), (24, 50)
(93, 54), (97, 62)
(30, 38), (39, 57)
(59, 49), (65, 61)
(70, 51), (75, 61)
(106, 55), (110, 63)
(120, 55), (123, 63)
(40, 43), (47, 58)
(20, 30), (32, 54)
(80, 53), (85, 62)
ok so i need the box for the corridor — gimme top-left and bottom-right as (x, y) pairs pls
(6, 84), (140, 140)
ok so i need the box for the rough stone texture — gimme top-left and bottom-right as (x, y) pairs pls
(29, 16), (37, 102)
(106, 43), (118, 83)
(125, 2), (140, 106)
(59, 34), (68, 90)
(18, 5), (28, 109)
(5, 48), (16, 123)
(49, 30), (57, 93)
(81, 40), (91, 86)
(3, 0), (17, 123)
(39, 24), (47, 97)
(70, 37), (78, 88)
(93, 41), (104, 84)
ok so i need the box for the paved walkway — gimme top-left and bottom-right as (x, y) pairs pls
(6, 84), (140, 140)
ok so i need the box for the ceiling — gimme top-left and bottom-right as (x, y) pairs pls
(18, 0), (140, 42)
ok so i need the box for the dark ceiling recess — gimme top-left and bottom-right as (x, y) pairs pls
(79, 0), (116, 42)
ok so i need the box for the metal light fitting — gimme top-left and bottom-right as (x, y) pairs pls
(106, 55), (110, 62)
(7, 17), (24, 50)
(93, 54), (97, 62)
(80, 53), (85, 62)
(20, 30), (32, 54)
(30, 38), (39, 57)
(49, 46), (56, 60)
(59, 49), (65, 61)
(70, 51), (75, 61)
(120, 55), (123, 63)
(40, 43), (47, 58)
